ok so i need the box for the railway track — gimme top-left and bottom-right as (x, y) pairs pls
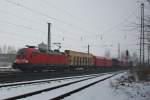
(0, 69), (106, 83)
(51, 74), (115, 100)
(0, 73), (101, 88)
(0, 72), (120, 100)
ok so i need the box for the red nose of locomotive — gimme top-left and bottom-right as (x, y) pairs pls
(12, 48), (29, 69)
(15, 59), (29, 64)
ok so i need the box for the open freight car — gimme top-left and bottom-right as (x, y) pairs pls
(65, 50), (94, 70)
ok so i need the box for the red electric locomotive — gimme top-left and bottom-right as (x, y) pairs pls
(12, 46), (131, 72)
(12, 47), (69, 72)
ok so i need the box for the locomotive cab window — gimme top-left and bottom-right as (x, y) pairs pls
(16, 49), (27, 58)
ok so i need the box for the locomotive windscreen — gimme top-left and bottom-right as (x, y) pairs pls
(16, 49), (27, 58)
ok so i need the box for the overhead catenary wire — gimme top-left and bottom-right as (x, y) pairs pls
(0, 20), (82, 43)
(38, 0), (99, 32)
(1, 0), (93, 42)
(0, 0), (141, 54)
(0, 24), (86, 49)
(4, 0), (94, 34)
(4, 0), (139, 40)
(0, 29), (42, 39)
(82, 6), (139, 40)
(0, 29), (35, 43)
(0, 9), (45, 27)
(0, 20), (45, 33)
(0, 8), (83, 41)
(103, 7), (139, 34)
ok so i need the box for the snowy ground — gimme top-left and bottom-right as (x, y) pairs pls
(65, 72), (150, 100)
(22, 73), (113, 100)
(0, 64), (18, 72)
(0, 64), (12, 71)
(0, 63), (12, 68)
(0, 73), (108, 100)
(1, 72), (149, 100)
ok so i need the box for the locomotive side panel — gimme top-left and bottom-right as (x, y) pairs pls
(30, 52), (68, 65)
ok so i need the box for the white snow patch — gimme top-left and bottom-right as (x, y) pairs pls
(0, 73), (100, 100)
(1, 72), (149, 100)
(22, 74), (114, 100)
(64, 72), (150, 100)
(64, 73), (127, 100)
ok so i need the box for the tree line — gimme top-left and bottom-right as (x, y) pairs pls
(0, 45), (17, 54)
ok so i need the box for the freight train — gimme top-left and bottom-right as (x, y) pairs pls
(12, 46), (132, 72)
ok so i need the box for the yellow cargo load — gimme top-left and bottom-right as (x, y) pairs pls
(65, 50), (94, 67)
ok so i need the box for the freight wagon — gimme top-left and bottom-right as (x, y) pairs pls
(65, 50), (94, 70)
(12, 46), (131, 72)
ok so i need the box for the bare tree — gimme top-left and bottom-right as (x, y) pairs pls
(147, 0), (150, 4)
(121, 51), (126, 60)
(7, 46), (17, 54)
(104, 49), (111, 57)
(2, 45), (7, 54)
(0, 46), (2, 54)
(131, 52), (139, 65)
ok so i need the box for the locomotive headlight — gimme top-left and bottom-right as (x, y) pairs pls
(14, 59), (28, 64)
(24, 60), (29, 63)
(15, 59), (17, 63)
(15, 59), (20, 63)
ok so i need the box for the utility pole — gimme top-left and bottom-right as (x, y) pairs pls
(140, 4), (142, 66)
(48, 23), (51, 52)
(118, 43), (120, 59)
(140, 3), (145, 67)
(88, 44), (90, 54)
(126, 50), (129, 62)
(148, 45), (150, 65)
(147, 0), (150, 4)
(142, 3), (145, 67)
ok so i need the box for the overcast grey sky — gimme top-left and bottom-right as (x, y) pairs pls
(0, 0), (147, 57)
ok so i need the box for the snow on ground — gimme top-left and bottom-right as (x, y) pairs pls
(64, 72), (150, 100)
(0, 63), (12, 68)
(0, 73), (102, 100)
(21, 73), (113, 100)
(0, 64), (16, 72)
(109, 72), (150, 100)
(1, 72), (149, 100)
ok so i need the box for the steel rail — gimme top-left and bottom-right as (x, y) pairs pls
(3, 73), (104, 100)
(0, 73), (100, 88)
(51, 74), (116, 100)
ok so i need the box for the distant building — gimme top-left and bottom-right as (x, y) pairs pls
(0, 54), (16, 67)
